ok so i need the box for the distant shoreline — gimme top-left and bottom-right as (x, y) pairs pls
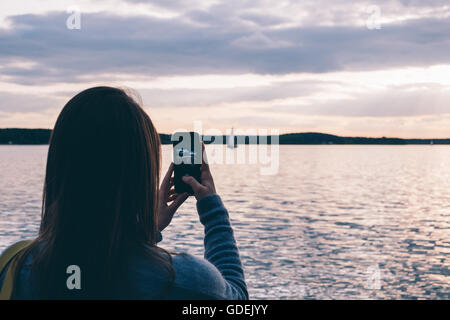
(0, 128), (449, 145)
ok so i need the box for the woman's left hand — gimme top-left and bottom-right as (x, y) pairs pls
(158, 163), (189, 232)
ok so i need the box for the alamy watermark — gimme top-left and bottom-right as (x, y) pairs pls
(366, 264), (381, 290)
(66, 264), (81, 290)
(366, 5), (382, 30)
(66, 6), (81, 30)
(172, 121), (280, 175)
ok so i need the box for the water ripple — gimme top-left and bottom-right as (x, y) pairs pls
(0, 145), (449, 299)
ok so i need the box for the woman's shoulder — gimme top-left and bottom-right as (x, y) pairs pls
(171, 252), (227, 299)
(129, 249), (228, 299)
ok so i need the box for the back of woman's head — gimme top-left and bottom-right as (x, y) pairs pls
(17, 86), (167, 298)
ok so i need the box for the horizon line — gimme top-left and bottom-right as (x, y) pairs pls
(0, 127), (449, 141)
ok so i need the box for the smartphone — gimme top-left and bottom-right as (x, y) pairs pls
(172, 131), (202, 194)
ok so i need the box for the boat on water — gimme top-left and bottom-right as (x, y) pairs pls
(227, 128), (237, 148)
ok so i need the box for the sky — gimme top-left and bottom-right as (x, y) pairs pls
(0, 0), (450, 138)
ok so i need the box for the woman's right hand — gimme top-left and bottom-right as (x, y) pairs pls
(182, 142), (217, 200)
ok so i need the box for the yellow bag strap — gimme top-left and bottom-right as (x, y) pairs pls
(0, 240), (33, 300)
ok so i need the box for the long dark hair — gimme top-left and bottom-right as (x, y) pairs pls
(13, 86), (172, 299)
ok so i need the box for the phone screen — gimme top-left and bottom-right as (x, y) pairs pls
(172, 132), (202, 194)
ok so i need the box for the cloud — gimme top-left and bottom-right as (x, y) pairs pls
(265, 83), (450, 117)
(1, 0), (450, 137)
(123, 0), (213, 10)
(1, 9), (450, 85)
(138, 79), (326, 107)
(0, 91), (65, 112)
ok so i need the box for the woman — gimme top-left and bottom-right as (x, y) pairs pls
(0, 86), (248, 299)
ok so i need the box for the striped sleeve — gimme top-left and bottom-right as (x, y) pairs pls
(196, 194), (248, 300)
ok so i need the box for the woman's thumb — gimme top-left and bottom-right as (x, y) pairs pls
(182, 175), (202, 192)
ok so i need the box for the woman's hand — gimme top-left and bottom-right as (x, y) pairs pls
(182, 142), (217, 200)
(158, 163), (189, 232)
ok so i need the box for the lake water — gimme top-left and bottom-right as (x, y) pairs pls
(0, 145), (449, 299)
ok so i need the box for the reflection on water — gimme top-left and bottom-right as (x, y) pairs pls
(0, 145), (449, 299)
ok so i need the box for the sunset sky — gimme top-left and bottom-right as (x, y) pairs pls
(1, 0), (450, 137)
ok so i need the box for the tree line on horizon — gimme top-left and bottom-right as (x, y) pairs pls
(0, 128), (448, 145)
